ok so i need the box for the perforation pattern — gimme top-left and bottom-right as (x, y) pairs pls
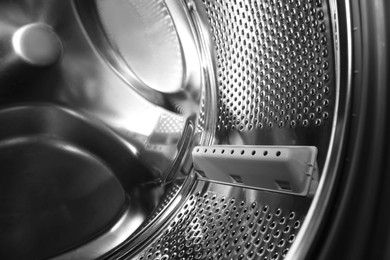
(133, 189), (304, 260)
(197, 88), (206, 132)
(97, 0), (184, 93)
(202, 0), (335, 132)
(153, 114), (185, 134)
(141, 183), (182, 227)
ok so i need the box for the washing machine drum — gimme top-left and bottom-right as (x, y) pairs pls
(0, 0), (389, 259)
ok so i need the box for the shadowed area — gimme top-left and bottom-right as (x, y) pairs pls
(0, 105), (153, 259)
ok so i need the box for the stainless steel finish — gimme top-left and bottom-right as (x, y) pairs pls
(123, 180), (310, 260)
(108, 0), (341, 259)
(94, 0), (185, 94)
(0, 105), (192, 259)
(201, 0), (336, 172)
(0, 0), (347, 259)
(286, 0), (351, 259)
(0, 0), (213, 259)
(52, 207), (139, 260)
(0, 105), (126, 259)
(74, 0), (207, 114)
(140, 182), (183, 228)
(0, 0), (212, 183)
(190, 1), (344, 260)
(12, 23), (62, 66)
(182, 0), (219, 145)
(73, 0), (218, 179)
(102, 172), (199, 259)
(52, 181), (184, 260)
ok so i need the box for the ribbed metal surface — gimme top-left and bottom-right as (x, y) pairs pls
(201, 0), (335, 134)
(129, 181), (309, 260)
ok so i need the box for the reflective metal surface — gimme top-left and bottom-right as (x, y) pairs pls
(0, 0), (213, 258)
(12, 23), (62, 66)
(52, 182), (181, 260)
(0, 0), (210, 183)
(94, 0), (184, 94)
(0, 105), (127, 259)
(287, 0), (351, 258)
(112, 180), (311, 260)
(0, 0), (348, 259)
(104, 0), (344, 259)
(74, 0), (206, 112)
(198, 0), (337, 171)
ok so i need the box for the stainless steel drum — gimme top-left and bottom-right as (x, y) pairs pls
(0, 0), (389, 260)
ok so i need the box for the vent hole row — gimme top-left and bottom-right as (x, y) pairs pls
(196, 148), (282, 157)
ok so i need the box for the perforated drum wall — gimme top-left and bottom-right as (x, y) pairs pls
(129, 181), (310, 260)
(203, 0), (335, 133)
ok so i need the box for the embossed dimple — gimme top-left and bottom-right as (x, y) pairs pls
(204, 0), (334, 133)
(135, 187), (304, 260)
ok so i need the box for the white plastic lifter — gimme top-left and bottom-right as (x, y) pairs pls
(192, 145), (318, 196)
